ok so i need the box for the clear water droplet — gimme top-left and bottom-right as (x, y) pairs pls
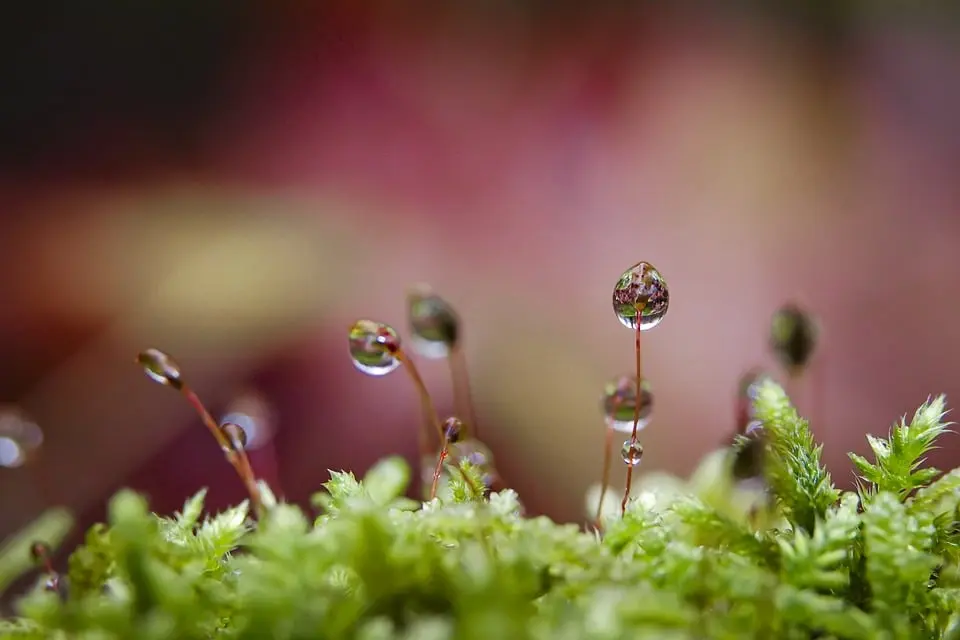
(443, 417), (463, 443)
(407, 285), (460, 359)
(137, 348), (183, 388)
(219, 422), (248, 452)
(769, 304), (818, 372)
(348, 320), (402, 376)
(601, 375), (653, 433)
(612, 262), (669, 330)
(620, 441), (644, 466)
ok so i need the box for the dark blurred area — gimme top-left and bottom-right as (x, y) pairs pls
(1, 0), (959, 578)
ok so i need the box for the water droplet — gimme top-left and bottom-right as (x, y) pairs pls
(348, 320), (402, 376)
(620, 441), (644, 466)
(221, 391), (275, 451)
(601, 375), (653, 433)
(219, 422), (248, 452)
(137, 348), (183, 389)
(732, 425), (765, 480)
(612, 262), (669, 330)
(443, 417), (463, 443)
(407, 285), (460, 359)
(769, 304), (818, 373)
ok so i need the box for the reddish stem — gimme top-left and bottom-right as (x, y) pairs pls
(621, 315), (643, 515)
(430, 447), (449, 500)
(181, 385), (263, 517)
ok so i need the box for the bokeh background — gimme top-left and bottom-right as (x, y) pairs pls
(1, 1), (959, 551)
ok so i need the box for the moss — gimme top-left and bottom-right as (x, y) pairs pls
(1, 381), (959, 639)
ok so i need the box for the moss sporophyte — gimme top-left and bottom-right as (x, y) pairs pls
(2, 262), (960, 639)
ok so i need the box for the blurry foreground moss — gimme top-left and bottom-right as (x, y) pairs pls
(3, 382), (960, 639)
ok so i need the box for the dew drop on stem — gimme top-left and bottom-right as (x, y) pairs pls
(612, 262), (669, 331)
(620, 441), (644, 466)
(407, 285), (460, 359)
(137, 348), (183, 389)
(769, 304), (818, 374)
(602, 375), (653, 433)
(348, 320), (402, 376)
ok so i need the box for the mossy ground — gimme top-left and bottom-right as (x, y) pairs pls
(2, 381), (960, 639)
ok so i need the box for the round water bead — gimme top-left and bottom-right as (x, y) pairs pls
(601, 375), (653, 433)
(348, 320), (402, 376)
(769, 304), (818, 373)
(407, 285), (460, 359)
(137, 348), (183, 389)
(612, 262), (669, 331)
(219, 422), (248, 452)
(443, 417), (463, 443)
(621, 440), (644, 466)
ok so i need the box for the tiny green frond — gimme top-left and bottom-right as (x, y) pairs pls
(851, 394), (952, 500)
(173, 488), (207, 530)
(862, 492), (940, 625)
(4, 392), (960, 638)
(754, 379), (839, 533)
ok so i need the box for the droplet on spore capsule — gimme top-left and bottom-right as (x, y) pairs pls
(407, 285), (460, 359)
(769, 304), (818, 373)
(612, 262), (669, 331)
(443, 417), (463, 443)
(219, 422), (248, 452)
(601, 375), (653, 433)
(137, 348), (183, 389)
(348, 320), (402, 376)
(620, 441), (644, 466)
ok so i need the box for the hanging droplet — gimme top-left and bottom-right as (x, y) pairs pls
(348, 320), (402, 376)
(620, 441), (644, 466)
(219, 422), (248, 452)
(137, 348), (183, 389)
(407, 285), (460, 359)
(443, 417), (463, 443)
(612, 262), (669, 330)
(769, 304), (818, 374)
(732, 424), (766, 480)
(221, 390), (275, 451)
(601, 375), (653, 433)
(0, 408), (44, 468)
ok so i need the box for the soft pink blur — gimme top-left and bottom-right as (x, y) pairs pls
(1, 4), (959, 543)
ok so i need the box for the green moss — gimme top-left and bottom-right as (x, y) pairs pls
(2, 381), (960, 639)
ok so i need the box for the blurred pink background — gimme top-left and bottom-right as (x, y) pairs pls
(1, 2), (959, 548)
